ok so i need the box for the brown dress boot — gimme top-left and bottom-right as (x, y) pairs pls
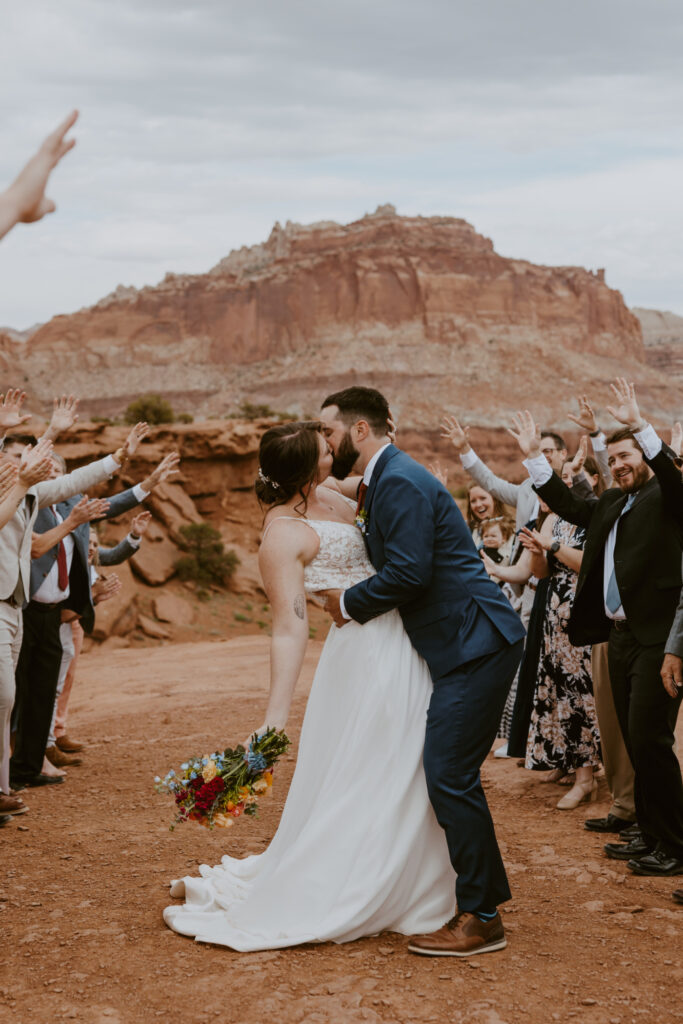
(408, 911), (506, 957)
(56, 735), (85, 753)
(46, 745), (82, 768)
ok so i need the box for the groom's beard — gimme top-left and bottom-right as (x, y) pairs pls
(331, 431), (360, 479)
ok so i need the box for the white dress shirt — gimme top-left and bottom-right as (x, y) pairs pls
(33, 506), (75, 604)
(523, 422), (661, 621)
(339, 443), (391, 621)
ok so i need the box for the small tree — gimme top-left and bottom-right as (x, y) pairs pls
(174, 523), (239, 596)
(124, 394), (175, 425)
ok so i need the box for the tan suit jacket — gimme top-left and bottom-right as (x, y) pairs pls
(0, 456), (118, 604)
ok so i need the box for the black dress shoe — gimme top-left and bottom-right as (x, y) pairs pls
(584, 814), (634, 834)
(604, 836), (651, 861)
(11, 773), (64, 788)
(673, 889), (683, 905)
(0, 814), (11, 828)
(620, 823), (642, 841)
(628, 850), (683, 876)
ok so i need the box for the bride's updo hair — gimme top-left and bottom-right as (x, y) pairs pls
(255, 421), (323, 513)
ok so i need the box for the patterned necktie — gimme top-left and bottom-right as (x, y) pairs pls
(605, 493), (635, 614)
(53, 506), (69, 591)
(355, 481), (368, 517)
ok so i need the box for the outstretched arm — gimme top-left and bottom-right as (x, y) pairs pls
(441, 414), (521, 506)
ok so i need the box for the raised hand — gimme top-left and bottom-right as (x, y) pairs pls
(45, 394), (79, 440)
(18, 437), (54, 487)
(67, 495), (110, 527)
(122, 421), (151, 460)
(440, 415), (471, 453)
(507, 410), (541, 458)
(519, 526), (547, 555)
(606, 378), (644, 431)
(0, 462), (18, 500)
(671, 421), (682, 458)
(567, 394), (598, 434)
(387, 412), (398, 445)
(0, 389), (32, 433)
(130, 510), (152, 537)
(142, 451), (180, 491)
(1, 111), (78, 237)
(569, 435), (588, 476)
(428, 460), (449, 488)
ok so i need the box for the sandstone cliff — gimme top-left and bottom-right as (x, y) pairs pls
(8, 206), (681, 426)
(635, 307), (683, 386)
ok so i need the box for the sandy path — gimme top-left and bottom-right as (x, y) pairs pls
(2, 636), (682, 1024)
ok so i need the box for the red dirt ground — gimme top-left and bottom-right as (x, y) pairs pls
(2, 636), (682, 1024)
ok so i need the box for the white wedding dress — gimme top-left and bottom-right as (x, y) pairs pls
(163, 514), (454, 949)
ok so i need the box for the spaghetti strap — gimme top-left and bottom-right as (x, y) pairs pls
(261, 516), (319, 544)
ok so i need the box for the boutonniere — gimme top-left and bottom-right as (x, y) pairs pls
(355, 509), (368, 535)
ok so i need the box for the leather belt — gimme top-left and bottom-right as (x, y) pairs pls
(29, 600), (62, 612)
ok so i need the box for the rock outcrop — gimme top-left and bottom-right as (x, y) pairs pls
(8, 206), (681, 425)
(635, 307), (683, 386)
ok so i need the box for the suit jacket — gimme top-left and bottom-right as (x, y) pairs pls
(31, 486), (142, 633)
(343, 446), (526, 681)
(665, 557), (683, 658)
(0, 457), (118, 605)
(99, 536), (139, 566)
(535, 449), (683, 647)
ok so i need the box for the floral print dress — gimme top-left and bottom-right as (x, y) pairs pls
(525, 516), (601, 772)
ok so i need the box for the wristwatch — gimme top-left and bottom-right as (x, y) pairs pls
(549, 540), (561, 554)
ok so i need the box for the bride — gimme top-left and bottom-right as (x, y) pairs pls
(163, 420), (454, 949)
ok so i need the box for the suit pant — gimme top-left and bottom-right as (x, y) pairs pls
(591, 642), (635, 822)
(0, 600), (23, 794)
(10, 601), (63, 781)
(608, 625), (683, 858)
(423, 638), (524, 913)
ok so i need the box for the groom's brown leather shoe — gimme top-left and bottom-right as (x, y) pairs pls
(407, 911), (506, 957)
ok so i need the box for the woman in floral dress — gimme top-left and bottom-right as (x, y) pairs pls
(482, 509), (601, 810)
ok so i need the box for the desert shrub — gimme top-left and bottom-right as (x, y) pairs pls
(174, 523), (239, 594)
(177, 412), (194, 424)
(234, 401), (295, 422)
(124, 394), (175, 425)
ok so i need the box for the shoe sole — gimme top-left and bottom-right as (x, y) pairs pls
(628, 864), (683, 876)
(407, 938), (507, 957)
(604, 850), (649, 861)
(3, 806), (28, 816)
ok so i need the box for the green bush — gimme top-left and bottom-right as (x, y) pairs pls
(124, 394), (175, 425)
(177, 412), (194, 424)
(174, 523), (240, 594)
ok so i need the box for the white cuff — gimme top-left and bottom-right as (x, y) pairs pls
(634, 422), (662, 461)
(339, 592), (352, 621)
(132, 484), (149, 501)
(125, 532), (141, 549)
(522, 454), (553, 487)
(460, 449), (478, 470)
(590, 432), (606, 452)
(102, 454), (119, 475)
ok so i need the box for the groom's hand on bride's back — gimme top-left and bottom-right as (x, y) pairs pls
(321, 589), (348, 628)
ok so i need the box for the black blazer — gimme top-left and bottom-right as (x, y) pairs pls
(535, 449), (683, 647)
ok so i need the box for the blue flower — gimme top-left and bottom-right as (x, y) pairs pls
(246, 751), (267, 774)
(181, 763), (189, 770)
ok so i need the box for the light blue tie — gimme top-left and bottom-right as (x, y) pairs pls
(606, 494), (635, 614)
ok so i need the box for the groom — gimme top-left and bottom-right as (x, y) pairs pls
(320, 387), (525, 957)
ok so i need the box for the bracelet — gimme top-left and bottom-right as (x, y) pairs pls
(589, 429), (601, 438)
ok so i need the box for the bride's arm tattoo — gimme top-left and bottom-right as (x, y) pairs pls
(293, 594), (305, 620)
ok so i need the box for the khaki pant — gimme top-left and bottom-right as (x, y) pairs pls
(54, 621), (84, 740)
(592, 642), (636, 821)
(0, 601), (23, 795)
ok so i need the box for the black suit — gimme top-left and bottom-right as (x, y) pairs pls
(535, 449), (683, 859)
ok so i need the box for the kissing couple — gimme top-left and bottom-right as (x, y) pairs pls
(164, 386), (524, 957)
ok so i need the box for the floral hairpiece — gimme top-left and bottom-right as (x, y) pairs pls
(258, 467), (280, 489)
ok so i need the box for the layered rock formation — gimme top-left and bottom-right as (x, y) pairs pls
(635, 307), (683, 386)
(8, 206), (681, 425)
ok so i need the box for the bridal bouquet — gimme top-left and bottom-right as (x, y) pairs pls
(154, 729), (290, 831)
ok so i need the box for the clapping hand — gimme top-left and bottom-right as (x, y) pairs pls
(45, 395), (79, 440)
(0, 462), (18, 500)
(519, 526), (547, 555)
(2, 111), (78, 235)
(507, 410), (541, 458)
(67, 495), (110, 527)
(92, 573), (122, 605)
(18, 437), (54, 487)
(440, 414), (471, 452)
(0, 389), (31, 434)
(567, 395), (598, 434)
(606, 378), (645, 431)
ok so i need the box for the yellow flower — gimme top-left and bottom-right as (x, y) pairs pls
(202, 760), (218, 782)
(253, 779), (268, 795)
(213, 813), (234, 829)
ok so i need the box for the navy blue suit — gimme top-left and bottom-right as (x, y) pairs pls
(344, 446), (525, 912)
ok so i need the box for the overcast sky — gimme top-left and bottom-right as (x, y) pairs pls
(1, 0), (682, 328)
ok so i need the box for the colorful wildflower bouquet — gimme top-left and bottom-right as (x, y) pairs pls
(154, 728), (290, 831)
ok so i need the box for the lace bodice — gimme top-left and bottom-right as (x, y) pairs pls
(302, 519), (375, 592)
(262, 514), (375, 592)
